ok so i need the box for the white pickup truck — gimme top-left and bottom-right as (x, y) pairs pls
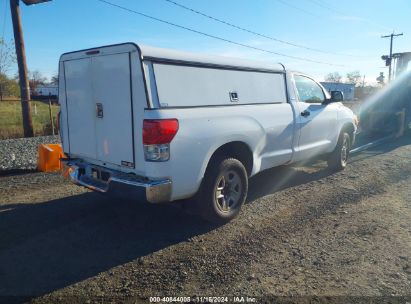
(59, 43), (357, 223)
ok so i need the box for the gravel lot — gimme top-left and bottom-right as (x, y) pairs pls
(0, 135), (60, 172)
(0, 136), (410, 303)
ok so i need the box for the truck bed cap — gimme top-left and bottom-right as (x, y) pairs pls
(60, 42), (285, 73)
(139, 44), (285, 72)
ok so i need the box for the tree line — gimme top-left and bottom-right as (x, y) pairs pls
(325, 70), (386, 87)
(324, 71), (365, 86)
(0, 39), (57, 101)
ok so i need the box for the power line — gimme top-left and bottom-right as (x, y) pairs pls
(163, 0), (364, 58)
(95, 0), (347, 67)
(305, 0), (391, 31)
(274, 0), (321, 18)
(305, 0), (343, 14)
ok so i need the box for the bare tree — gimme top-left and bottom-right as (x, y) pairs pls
(28, 70), (47, 93)
(0, 39), (17, 101)
(324, 72), (342, 83)
(50, 74), (58, 85)
(346, 71), (362, 86)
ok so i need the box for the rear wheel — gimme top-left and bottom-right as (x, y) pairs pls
(198, 158), (248, 224)
(327, 132), (351, 171)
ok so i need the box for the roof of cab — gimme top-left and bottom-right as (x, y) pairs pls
(139, 44), (285, 72)
(60, 42), (285, 73)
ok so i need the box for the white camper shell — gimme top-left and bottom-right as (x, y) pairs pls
(59, 43), (286, 169)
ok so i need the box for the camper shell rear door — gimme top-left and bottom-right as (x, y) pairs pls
(58, 43), (148, 174)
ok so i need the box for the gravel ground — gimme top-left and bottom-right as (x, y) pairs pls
(0, 136), (410, 303)
(0, 135), (60, 172)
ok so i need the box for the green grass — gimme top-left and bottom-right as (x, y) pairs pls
(0, 100), (60, 139)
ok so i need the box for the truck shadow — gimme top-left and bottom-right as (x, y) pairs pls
(0, 193), (214, 299)
(0, 166), (333, 299)
(247, 164), (331, 202)
(1, 136), (409, 299)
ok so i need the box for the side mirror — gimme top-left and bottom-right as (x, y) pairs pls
(330, 90), (344, 102)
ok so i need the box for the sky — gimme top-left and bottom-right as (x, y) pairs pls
(0, 0), (410, 84)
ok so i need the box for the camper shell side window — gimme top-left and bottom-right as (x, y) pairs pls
(145, 62), (287, 108)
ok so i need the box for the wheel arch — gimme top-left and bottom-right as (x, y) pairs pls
(204, 141), (254, 177)
(341, 122), (356, 146)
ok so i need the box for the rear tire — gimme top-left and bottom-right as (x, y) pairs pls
(327, 132), (351, 171)
(197, 158), (248, 224)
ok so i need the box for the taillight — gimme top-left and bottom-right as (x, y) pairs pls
(143, 119), (179, 145)
(143, 119), (179, 161)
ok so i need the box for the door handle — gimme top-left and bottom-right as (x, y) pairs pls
(96, 103), (103, 118)
(301, 110), (310, 117)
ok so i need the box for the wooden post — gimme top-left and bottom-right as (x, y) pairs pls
(10, 0), (34, 137)
(48, 98), (55, 135)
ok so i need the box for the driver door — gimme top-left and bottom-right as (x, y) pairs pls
(293, 74), (338, 161)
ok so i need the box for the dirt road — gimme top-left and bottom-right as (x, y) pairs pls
(1, 137), (411, 303)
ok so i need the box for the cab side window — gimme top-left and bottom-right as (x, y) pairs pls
(294, 75), (325, 103)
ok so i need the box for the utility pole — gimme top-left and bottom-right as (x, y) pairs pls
(381, 32), (403, 83)
(9, 0), (51, 137)
(10, 0), (33, 137)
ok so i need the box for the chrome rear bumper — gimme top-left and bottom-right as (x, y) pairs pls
(62, 161), (172, 203)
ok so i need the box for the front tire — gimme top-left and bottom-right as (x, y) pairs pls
(327, 132), (351, 171)
(198, 158), (248, 224)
